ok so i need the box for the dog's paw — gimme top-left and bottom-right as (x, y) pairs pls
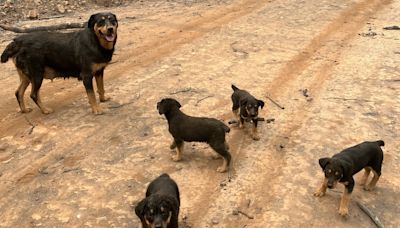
(172, 155), (181, 162)
(21, 107), (33, 113)
(252, 134), (260, 141)
(313, 191), (325, 197)
(338, 207), (349, 217)
(217, 166), (228, 173)
(92, 106), (104, 115)
(41, 107), (54, 114)
(100, 96), (111, 102)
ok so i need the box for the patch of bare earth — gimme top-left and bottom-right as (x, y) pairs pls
(0, 0), (399, 227)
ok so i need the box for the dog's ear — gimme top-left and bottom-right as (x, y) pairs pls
(157, 101), (166, 115)
(88, 13), (98, 28)
(135, 198), (147, 221)
(173, 100), (182, 109)
(111, 13), (118, 26)
(257, 99), (265, 109)
(318, 157), (330, 170)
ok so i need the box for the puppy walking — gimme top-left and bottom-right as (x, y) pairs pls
(231, 84), (265, 140)
(135, 173), (180, 228)
(157, 98), (231, 173)
(1, 13), (118, 114)
(314, 140), (384, 216)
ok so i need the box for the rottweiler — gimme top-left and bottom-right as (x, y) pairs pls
(157, 98), (231, 173)
(1, 12), (118, 114)
(314, 140), (384, 216)
(135, 173), (180, 228)
(231, 84), (265, 140)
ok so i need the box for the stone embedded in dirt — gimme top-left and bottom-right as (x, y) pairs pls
(34, 0), (42, 5)
(27, 9), (39, 19)
(56, 4), (66, 14)
(211, 218), (219, 225)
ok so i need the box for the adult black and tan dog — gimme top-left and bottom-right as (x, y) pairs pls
(231, 84), (265, 140)
(157, 98), (231, 173)
(1, 12), (118, 114)
(314, 140), (384, 216)
(135, 173), (180, 228)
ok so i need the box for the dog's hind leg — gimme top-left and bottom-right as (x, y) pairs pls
(172, 139), (183, 162)
(364, 169), (380, 191)
(170, 140), (177, 150)
(359, 167), (371, 186)
(210, 141), (231, 173)
(15, 69), (32, 113)
(30, 73), (53, 114)
(95, 70), (110, 102)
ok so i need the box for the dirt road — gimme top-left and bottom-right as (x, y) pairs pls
(0, 0), (399, 227)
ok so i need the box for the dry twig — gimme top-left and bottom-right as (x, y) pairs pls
(0, 22), (85, 33)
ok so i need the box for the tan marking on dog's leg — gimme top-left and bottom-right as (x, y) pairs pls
(364, 170), (380, 191)
(35, 93), (54, 114)
(251, 124), (260, 141)
(314, 177), (328, 197)
(172, 142), (183, 161)
(338, 189), (351, 216)
(87, 90), (103, 114)
(15, 69), (32, 113)
(217, 158), (228, 173)
(170, 140), (177, 150)
(359, 167), (371, 186)
(95, 74), (110, 102)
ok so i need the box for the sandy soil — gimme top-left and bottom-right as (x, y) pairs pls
(0, 0), (399, 227)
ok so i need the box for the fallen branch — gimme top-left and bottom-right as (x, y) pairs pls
(266, 94), (285, 110)
(383, 26), (400, 30)
(169, 88), (193, 95)
(356, 201), (384, 228)
(0, 22), (85, 33)
(195, 95), (213, 106)
(232, 209), (254, 219)
(24, 117), (36, 134)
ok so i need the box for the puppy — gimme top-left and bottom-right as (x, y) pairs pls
(1, 12), (118, 114)
(314, 140), (384, 216)
(157, 98), (231, 173)
(231, 84), (265, 140)
(135, 173), (180, 228)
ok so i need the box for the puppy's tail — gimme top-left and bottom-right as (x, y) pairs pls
(1, 41), (19, 63)
(375, 140), (385, 147)
(231, 84), (239, 91)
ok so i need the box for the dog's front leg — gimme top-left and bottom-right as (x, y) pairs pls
(251, 119), (260, 141)
(314, 177), (328, 197)
(82, 73), (102, 114)
(94, 69), (110, 102)
(172, 139), (183, 161)
(339, 179), (354, 216)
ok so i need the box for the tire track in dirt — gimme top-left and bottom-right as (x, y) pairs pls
(0, 0), (273, 138)
(189, 0), (392, 225)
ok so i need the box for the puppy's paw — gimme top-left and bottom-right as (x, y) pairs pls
(41, 107), (54, 114)
(313, 191), (325, 197)
(338, 207), (349, 217)
(172, 155), (181, 162)
(217, 166), (228, 173)
(21, 107), (33, 113)
(92, 106), (104, 115)
(100, 96), (111, 102)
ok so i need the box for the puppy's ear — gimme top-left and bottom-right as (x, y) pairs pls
(174, 100), (182, 109)
(112, 13), (118, 26)
(257, 99), (265, 109)
(135, 198), (147, 220)
(318, 157), (330, 170)
(88, 13), (98, 28)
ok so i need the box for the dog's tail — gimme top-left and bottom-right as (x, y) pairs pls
(231, 84), (239, 91)
(1, 41), (19, 63)
(375, 140), (385, 147)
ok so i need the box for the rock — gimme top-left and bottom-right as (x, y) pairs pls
(34, 0), (42, 5)
(56, 4), (65, 13)
(27, 9), (39, 19)
(211, 218), (219, 225)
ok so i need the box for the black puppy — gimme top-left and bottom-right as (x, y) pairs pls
(314, 140), (384, 216)
(1, 12), (118, 114)
(231, 84), (265, 140)
(157, 98), (231, 173)
(135, 173), (180, 228)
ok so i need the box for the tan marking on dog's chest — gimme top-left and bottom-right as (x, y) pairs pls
(91, 63), (108, 74)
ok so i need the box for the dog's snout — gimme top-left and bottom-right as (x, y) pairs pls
(107, 27), (114, 33)
(155, 225), (162, 228)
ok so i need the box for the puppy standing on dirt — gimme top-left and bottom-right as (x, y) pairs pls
(314, 140), (384, 216)
(135, 173), (180, 228)
(231, 84), (265, 140)
(157, 98), (231, 173)
(1, 12), (118, 114)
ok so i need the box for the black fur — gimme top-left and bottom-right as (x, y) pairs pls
(135, 174), (180, 228)
(157, 98), (231, 172)
(1, 12), (118, 114)
(231, 84), (265, 140)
